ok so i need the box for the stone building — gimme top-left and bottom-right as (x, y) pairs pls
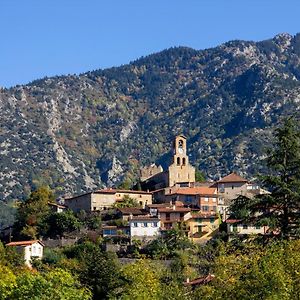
(141, 135), (195, 190)
(64, 189), (152, 213)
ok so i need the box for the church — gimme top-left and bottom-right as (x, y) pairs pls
(140, 135), (195, 190)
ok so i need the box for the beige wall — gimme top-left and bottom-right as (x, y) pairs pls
(168, 164), (195, 187)
(187, 217), (219, 243)
(116, 192), (152, 208)
(65, 194), (92, 213)
(217, 182), (248, 203)
(91, 193), (116, 211)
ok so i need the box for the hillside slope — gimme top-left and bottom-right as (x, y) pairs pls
(1, 32), (300, 200)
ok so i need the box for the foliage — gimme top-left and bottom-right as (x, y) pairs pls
(110, 260), (162, 300)
(195, 170), (206, 182)
(113, 195), (139, 208)
(42, 210), (81, 238)
(14, 186), (53, 239)
(230, 117), (300, 239)
(145, 226), (195, 259)
(194, 241), (300, 300)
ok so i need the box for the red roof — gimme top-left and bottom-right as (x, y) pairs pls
(217, 172), (248, 183)
(99, 189), (152, 195)
(129, 216), (160, 221)
(184, 274), (215, 287)
(170, 187), (217, 196)
(6, 240), (44, 247)
(118, 208), (145, 215)
(225, 219), (242, 224)
(157, 207), (191, 213)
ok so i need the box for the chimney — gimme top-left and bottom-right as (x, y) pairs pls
(129, 213), (133, 220)
(173, 205), (176, 210)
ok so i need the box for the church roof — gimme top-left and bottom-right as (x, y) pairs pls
(217, 172), (248, 183)
(170, 187), (217, 196)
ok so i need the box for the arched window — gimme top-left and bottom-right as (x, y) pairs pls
(177, 157), (180, 165)
(182, 157), (186, 165)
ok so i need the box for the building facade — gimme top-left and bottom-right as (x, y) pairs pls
(6, 240), (44, 268)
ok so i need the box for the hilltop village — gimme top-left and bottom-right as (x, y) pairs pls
(3, 135), (269, 267)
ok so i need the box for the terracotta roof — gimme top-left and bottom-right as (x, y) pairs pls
(117, 208), (145, 215)
(184, 274), (215, 287)
(217, 172), (248, 183)
(147, 203), (170, 208)
(169, 187), (217, 196)
(129, 216), (160, 221)
(225, 219), (242, 224)
(99, 189), (152, 195)
(48, 202), (66, 209)
(190, 213), (218, 219)
(6, 240), (44, 247)
(157, 207), (191, 213)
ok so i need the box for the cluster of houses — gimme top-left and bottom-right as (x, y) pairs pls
(5, 135), (269, 267)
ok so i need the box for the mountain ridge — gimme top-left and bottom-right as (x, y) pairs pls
(1, 32), (300, 201)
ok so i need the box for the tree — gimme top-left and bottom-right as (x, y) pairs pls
(231, 117), (300, 240)
(10, 268), (91, 300)
(14, 186), (54, 239)
(74, 242), (121, 300)
(111, 260), (161, 300)
(195, 170), (206, 182)
(42, 210), (81, 238)
(113, 195), (139, 208)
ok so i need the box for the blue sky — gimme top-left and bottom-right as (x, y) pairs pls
(1, 1), (300, 88)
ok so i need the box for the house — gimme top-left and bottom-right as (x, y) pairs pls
(129, 216), (161, 241)
(215, 172), (249, 205)
(117, 208), (146, 221)
(102, 225), (130, 237)
(6, 240), (44, 268)
(225, 219), (268, 236)
(187, 213), (219, 243)
(64, 189), (152, 213)
(157, 205), (191, 230)
(48, 202), (66, 213)
(164, 187), (218, 213)
(140, 135), (195, 191)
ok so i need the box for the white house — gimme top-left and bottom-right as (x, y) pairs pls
(6, 240), (44, 268)
(129, 216), (161, 240)
(225, 219), (268, 236)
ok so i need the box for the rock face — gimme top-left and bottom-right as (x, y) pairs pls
(2, 32), (300, 201)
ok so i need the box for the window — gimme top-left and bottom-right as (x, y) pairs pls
(243, 225), (248, 229)
(182, 158), (186, 165)
(153, 222), (158, 227)
(204, 197), (208, 202)
(202, 206), (209, 211)
(133, 222), (138, 227)
(255, 225), (261, 230)
(166, 213), (170, 221)
(232, 185), (234, 189)
(219, 184), (225, 193)
(144, 222), (148, 227)
(93, 207), (97, 211)
(139, 201), (143, 206)
(212, 206), (217, 212)
(210, 218), (215, 224)
(212, 198), (216, 202)
(177, 157), (180, 165)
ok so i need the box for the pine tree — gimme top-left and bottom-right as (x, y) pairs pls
(231, 117), (300, 239)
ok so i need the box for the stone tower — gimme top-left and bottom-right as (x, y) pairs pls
(168, 135), (195, 187)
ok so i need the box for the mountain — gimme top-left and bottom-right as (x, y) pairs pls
(1, 32), (300, 201)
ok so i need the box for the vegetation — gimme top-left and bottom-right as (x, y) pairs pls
(231, 117), (300, 239)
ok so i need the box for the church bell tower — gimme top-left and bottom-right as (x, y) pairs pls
(168, 135), (195, 187)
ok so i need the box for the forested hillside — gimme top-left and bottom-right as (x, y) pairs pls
(1, 32), (300, 201)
